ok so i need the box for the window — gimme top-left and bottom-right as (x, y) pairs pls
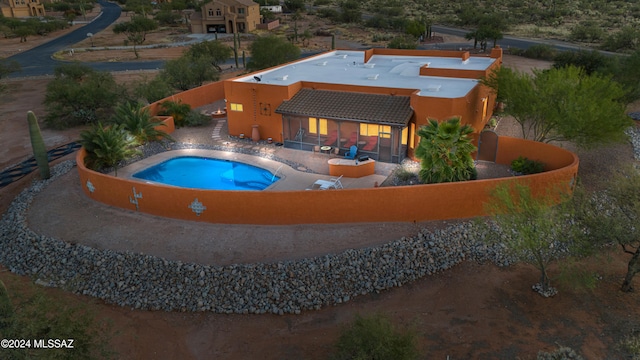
(308, 118), (327, 135)
(230, 103), (243, 112)
(401, 127), (408, 145)
(216, 9), (221, 16)
(208, 9), (213, 16)
(409, 123), (415, 149)
(482, 97), (488, 120)
(238, 7), (245, 14)
(359, 124), (391, 137)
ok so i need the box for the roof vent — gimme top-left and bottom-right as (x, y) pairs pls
(336, 54), (347, 58)
(367, 74), (379, 80)
(364, 63), (375, 68)
(426, 84), (441, 92)
(276, 75), (289, 81)
(317, 61), (328, 66)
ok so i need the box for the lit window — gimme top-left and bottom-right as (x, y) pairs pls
(409, 123), (415, 149)
(380, 125), (391, 138)
(401, 127), (408, 145)
(230, 103), (243, 112)
(319, 118), (327, 135)
(482, 97), (488, 120)
(308, 117), (317, 133)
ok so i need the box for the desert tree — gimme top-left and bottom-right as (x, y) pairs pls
(482, 65), (632, 147)
(246, 35), (300, 71)
(575, 166), (640, 292)
(483, 182), (586, 296)
(113, 16), (158, 59)
(414, 117), (476, 184)
(185, 40), (233, 71)
(44, 62), (122, 129)
(160, 54), (219, 91)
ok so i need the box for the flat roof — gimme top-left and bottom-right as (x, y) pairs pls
(234, 50), (497, 98)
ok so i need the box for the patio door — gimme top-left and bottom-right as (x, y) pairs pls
(378, 130), (392, 162)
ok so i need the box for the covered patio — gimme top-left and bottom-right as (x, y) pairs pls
(276, 89), (414, 163)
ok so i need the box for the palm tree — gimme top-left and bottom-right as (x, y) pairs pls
(111, 102), (173, 144)
(414, 117), (477, 184)
(80, 122), (140, 176)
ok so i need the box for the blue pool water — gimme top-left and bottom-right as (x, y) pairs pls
(133, 156), (280, 191)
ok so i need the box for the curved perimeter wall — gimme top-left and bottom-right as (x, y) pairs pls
(76, 137), (578, 225)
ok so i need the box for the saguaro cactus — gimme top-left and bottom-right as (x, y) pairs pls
(27, 111), (50, 179)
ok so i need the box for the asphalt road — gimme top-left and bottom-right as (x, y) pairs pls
(427, 25), (621, 56)
(7, 0), (163, 78)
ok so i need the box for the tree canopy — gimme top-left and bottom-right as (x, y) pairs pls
(44, 63), (122, 129)
(483, 65), (632, 147)
(113, 16), (158, 58)
(186, 40), (233, 71)
(160, 55), (219, 91)
(246, 35), (300, 71)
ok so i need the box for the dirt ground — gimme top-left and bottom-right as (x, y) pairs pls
(2, 12), (640, 360)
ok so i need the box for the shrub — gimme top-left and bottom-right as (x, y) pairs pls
(159, 100), (191, 128)
(184, 110), (212, 127)
(511, 156), (544, 175)
(332, 313), (420, 360)
(537, 346), (584, 360)
(80, 122), (140, 176)
(522, 44), (557, 60)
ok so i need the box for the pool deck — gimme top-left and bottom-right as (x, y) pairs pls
(117, 148), (390, 191)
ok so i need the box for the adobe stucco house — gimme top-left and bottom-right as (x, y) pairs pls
(224, 47), (503, 163)
(0, 0), (45, 18)
(190, 0), (261, 34)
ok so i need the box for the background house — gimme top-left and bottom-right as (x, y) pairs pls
(190, 0), (261, 34)
(0, 0), (45, 18)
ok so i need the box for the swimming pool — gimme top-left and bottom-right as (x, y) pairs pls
(132, 156), (280, 191)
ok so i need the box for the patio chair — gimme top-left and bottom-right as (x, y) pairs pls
(344, 145), (358, 159)
(343, 132), (358, 148)
(313, 175), (344, 190)
(362, 136), (378, 151)
(323, 130), (338, 146)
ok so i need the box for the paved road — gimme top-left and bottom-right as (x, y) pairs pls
(7, 0), (163, 77)
(425, 25), (621, 56)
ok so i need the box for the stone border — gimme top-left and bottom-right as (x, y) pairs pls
(0, 160), (517, 314)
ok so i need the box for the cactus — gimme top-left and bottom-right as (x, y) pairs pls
(331, 34), (335, 50)
(27, 111), (50, 179)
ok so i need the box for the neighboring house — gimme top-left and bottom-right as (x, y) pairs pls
(260, 5), (282, 13)
(190, 0), (261, 34)
(0, 0), (45, 18)
(223, 47), (503, 163)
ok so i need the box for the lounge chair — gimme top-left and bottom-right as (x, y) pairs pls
(313, 175), (344, 190)
(344, 145), (358, 159)
(362, 136), (378, 151)
(323, 130), (338, 146)
(343, 132), (358, 148)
